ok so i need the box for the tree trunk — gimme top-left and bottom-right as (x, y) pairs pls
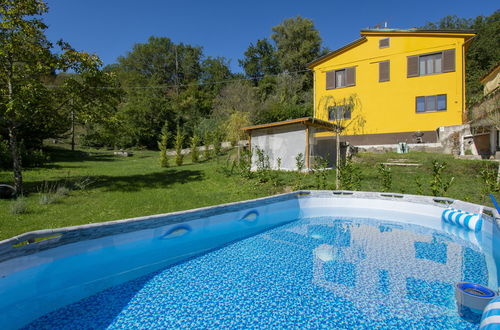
(71, 110), (75, 151)
(335, 131), (340, 190)
(6, 62), (23, 195)
(8, 126), (23, 196)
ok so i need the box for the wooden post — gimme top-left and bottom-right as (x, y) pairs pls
(305, 126), (310, 170)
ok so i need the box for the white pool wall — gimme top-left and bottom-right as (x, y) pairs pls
(1, 190), (499, 329)
(0, 196), (300, 329)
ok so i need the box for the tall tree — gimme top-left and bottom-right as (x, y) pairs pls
(51, 70), (122, 151)
(271, 16), (322, 74)
(0, 0), (104, 194)
(200, 56), (232, 92)
(466, 10), (500, 105)
(109, 37), (209, 148)
(239, 38), (279, 83)
(422, 10), (500, 108)
(212, 81), (260, 123)
(422, 15), (473, 30)
(117, 37), (202, 90)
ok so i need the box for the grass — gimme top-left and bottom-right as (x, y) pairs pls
(0, 146), (498, 240)
(0, 146), (282, 240)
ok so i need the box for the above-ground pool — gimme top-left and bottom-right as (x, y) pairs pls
(1, 191), (499, 329)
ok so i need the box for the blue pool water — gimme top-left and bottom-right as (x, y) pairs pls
(24, 216), (487, 329)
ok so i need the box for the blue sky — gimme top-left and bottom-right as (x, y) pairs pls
(44, 0), (498, 73)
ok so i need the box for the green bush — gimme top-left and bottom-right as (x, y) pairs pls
(203, 132), (212, 160)
(479, 164), (499, 199)
(254, 147), (272, 183)
(0, 137), (47, 170)
(293, 153), (305, 190)
(430, 160), (454, 196)
(312, 156), (329, 189)
(338, 157), (361, 190)
(377, 164), (392, 192)
(238, 149), (253, 178)
(158, 123), (169, 168)
(174, 126), (184, 166)
(191, 134), (200, 163)
(212, 131), (223, 156)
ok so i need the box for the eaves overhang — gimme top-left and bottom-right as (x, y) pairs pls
(360, 29), (476, 40)
(242, 117), (338, 132)
(306, 37), (367, 69)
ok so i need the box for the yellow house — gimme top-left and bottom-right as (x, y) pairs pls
(307, 29), (476, 145)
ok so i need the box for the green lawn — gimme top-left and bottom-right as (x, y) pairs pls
(0, 146), (498, 240)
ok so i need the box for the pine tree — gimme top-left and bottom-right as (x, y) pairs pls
(191, 134), (200, 163)
(158, 122), (169, 167)
(175, 126), (184, 166)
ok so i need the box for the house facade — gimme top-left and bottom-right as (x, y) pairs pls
(468, 62), (500, 157)
(242, 117), (336, 170)
(308, 29), (476, 145)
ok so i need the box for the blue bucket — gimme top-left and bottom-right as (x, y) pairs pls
(455, 283), (497, 323)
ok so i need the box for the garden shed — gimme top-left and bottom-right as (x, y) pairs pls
(242, 117), (337, 171)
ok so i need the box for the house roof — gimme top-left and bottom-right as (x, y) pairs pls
(242, 117), (337, 132)
(480, 62), (500, 84)
(307, 29), (476, 69)
(360, 28), (476, 35)
(306, 37), (366, 69)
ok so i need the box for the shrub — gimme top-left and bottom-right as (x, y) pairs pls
(174, 126), (184, 166)
(377, 163), (392, 192)
(238, 149), (252, 178)
(430, 160), (454, 196)
(203, 132), (212, 160)
(338, 157), (361, 190)
(217, 155), (236, 176)
(293, 153), (305, 190)
(0, 139), (47, 170)
(479, 164), (499, 199)
(213, 131), (223, 156)
(415, 177), (425, 195)
(312, 156), (329, 189)
(295, 153), (305, 172)
(158, 122), (169, 168)
(0, 137), (11, 169)
(191, 134), (200, 163)
(255, 147), (271, 183)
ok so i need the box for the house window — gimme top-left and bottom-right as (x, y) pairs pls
(328, 105), (352, 121)
(326, 67), (356, 89)
(379, 38), (390, 49)
(407, 49), (455, 77)
(416, 94), (447, 113)
(419, 53), (442, 75)
(335, 70), (346, 88)
(379, 61), (390, 82)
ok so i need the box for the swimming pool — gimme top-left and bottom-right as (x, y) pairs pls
(1, 191), (499, 328)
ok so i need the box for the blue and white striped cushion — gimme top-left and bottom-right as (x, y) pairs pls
(442, 207), (482, 232)
(480, 296), (500, 329)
